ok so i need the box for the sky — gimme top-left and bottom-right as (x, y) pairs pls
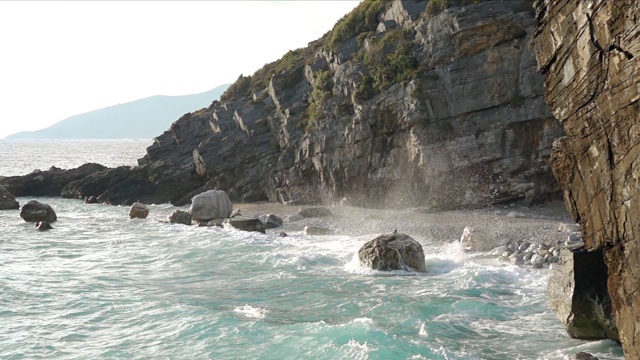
(0, 1), (360, 139)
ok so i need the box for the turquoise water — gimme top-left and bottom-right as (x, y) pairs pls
(0, 140), (625, 359)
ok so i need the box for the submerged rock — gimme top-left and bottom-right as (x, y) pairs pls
(129, 202), (149, 219)
(358, 233), (426, 272)
(35, 221), (53, 231)
(20, 200), (57, 223)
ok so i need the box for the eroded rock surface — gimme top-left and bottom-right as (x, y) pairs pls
(20, 200), (57, 223)
(534, 0), (640, 356)
(0, 186), (19, 210)
(358, 232), (426, 272)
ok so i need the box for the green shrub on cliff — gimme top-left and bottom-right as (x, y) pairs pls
(354, 28), (419, 100)
(221, 48), (312, 103)
(327, 0), (388, 50)
(306, 70), (333, 132)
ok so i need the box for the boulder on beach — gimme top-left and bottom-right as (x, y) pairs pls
(224, 215), (265, 233)
(20, 200), (57, 223)
(358, 233), (426, 272)
(547, 248), (618, 341)
(168, 210), (192, 225)
(189, 190), (232, 223)
(129, 202), (149, 219)
(0, 185), (19, 210)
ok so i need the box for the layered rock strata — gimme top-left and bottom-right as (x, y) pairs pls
(0, 1), (561, 211)
(533, 0), (640, 356)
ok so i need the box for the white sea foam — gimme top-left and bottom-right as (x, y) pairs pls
(233, 305), (268, 319)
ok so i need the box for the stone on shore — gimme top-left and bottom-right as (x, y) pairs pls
(0, 185), (19, 210)
(168, 210), (192, 225)
(20, 200), (57, 223)
(189, 190), (232, 223)
(129, 202), (149, 219)
(224, 215), (265, 233)
(358, 233), (426, 272)
(547, 249), (618, 341)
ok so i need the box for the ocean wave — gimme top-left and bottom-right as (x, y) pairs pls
(233, 305), (269, 319)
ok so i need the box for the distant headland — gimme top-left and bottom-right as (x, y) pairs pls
(4, 84), (229, 140)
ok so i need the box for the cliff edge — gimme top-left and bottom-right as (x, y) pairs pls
(533, 0), (640, 357)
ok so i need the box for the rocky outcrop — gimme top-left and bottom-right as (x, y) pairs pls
(547, 248), (618, 340)
(129, 0), (560, 209)
(1, 163), (106, 197)
(20, 200), (57, 223)
(0, 1), (561, 211)
(0, 186), (19, 210)
(533, 0), (640, 356)
(358, 232), (426, 272)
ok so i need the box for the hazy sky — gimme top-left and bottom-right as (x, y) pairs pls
(0, 1), (359, 139)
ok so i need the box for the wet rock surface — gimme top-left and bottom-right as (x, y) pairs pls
(358, 232), (426, 272)
(20, 200), (57, 223)
(534, 0), (640, 356)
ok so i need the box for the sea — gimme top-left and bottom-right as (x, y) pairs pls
(0, 139), (625, 360)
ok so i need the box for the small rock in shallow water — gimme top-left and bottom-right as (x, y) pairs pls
(35, 221), (53, 231)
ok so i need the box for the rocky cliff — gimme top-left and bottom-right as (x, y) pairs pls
(3, 0), (561, 210)
(131, 0), (559, 209)
(533, 0), (640, 357)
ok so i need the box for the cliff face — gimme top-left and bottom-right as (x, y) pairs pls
(130, 0), (560, 209)
(533, 0), (640, 357)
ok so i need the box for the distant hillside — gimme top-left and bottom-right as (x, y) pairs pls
(6, 84), (230, 140)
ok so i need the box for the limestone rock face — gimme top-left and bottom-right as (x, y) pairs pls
(129, 0), (560, 210)
(0, 1), (561, 210)
(0, 186), (19, 210)
(533, 0), (640, 356)
(128, 202), (149, 219)
(189, 190), (233, 223)
(20, 200), (57, 223)
(547, 249), (618, 341)
(358, 233), (426, 272)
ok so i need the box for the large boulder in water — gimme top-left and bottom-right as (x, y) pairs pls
(0, 185), (19, 210)
(128, 202), (149, 219)
(358, 233), (426, 272)
(547, 248), (618, 341)
(20, 200), (57, 223)
(189, 190), (232, 223)
(459, 226), (494, 252)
